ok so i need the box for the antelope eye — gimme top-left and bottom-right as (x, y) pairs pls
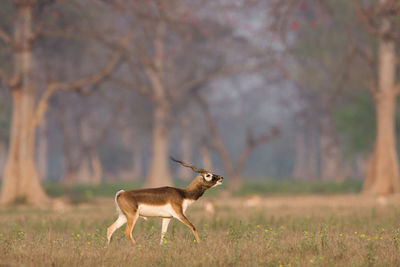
(206, 174), (211, 178)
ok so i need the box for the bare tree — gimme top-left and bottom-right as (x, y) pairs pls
(0, 95), (9, 177)
(271, 0), (400, 192)
(292, 113), (318, 180)
(111, 0), (270, 187)
(57, 90), (124, 186)
(198, 95), (280, 190)
(270, 0), (367, 182)
(36, 120), (47, 180)
(0, 0), (128, 205)
(355, 0), (400, 195)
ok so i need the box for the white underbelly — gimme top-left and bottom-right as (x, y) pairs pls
(138, 204), (174, 218)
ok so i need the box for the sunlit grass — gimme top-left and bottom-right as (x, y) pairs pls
(1, 197), (400, 266)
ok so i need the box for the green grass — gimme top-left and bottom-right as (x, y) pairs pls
(233, 179), (363, 196)
(43, 180), (144, 198)
(0, 197), (399, 266)
(42, 180), (144, 204)
(42, 179), (363, 203)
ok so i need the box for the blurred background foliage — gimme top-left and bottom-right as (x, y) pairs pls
(1, 0), (400, 202)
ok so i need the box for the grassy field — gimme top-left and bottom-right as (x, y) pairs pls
(1, 194), (400, 266)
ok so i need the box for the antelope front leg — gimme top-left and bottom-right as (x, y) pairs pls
(160, 218), (171, 245)
(175, 214), (201, 243)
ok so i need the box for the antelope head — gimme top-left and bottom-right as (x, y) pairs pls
(170, 156), (224, 188)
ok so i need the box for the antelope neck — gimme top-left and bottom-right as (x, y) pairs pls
(184, 182), (207, 200)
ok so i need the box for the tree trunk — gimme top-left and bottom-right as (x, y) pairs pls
(146, 101), (172, 187)
(305, 142), (318, 181)
(144, 20), (172, 187)
(229, 172), (242, 191)
(319, 113), (342, 182)
(62, 166), (79, 186)
(60, 112), (78, 186)
(36, 120), (47, 180)
(0, 142), (6, 178)
(63, 156), (92, 185)
(77, 118), (92, 184)
(179, 117), (192, 180)
(1, 90), (21, 203)
(363, 10), (400, 195)
(364, 90), (400, 194)
(62, 157), (82, 186)
(90, 151), (103, 185)
(1, 2), (49, 206)
(61, 145), (91, 185)
(363, 153), (376, 191)
(292, 119), (308, 180)
(132, 139), (143, 180)
(78, 156), (91, 184)
(364, 94), (400, 194)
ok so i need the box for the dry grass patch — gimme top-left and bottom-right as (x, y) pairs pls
(1, 195), (400, 266)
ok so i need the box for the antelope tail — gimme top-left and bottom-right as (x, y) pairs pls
(114, 190), (125, 215)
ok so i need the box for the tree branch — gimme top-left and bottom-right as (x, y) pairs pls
(30, 34), (130, 130)
(109, 76), (150, 96)
(179, 61), (274, 101)
(50, 36), (128, 91)
(394, 83), (400, 97)
(353, 0), (380, 37)
(0, 69), (20, 89)
(236, 127), (280, 172)
(351, 42), (375, 73)
(0, 28), (11, 44)
(197, 93), (281, 183)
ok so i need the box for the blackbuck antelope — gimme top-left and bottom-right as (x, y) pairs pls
(107, 157), (223, 245)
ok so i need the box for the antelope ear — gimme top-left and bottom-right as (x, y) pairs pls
(203, 173), (212, 182)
